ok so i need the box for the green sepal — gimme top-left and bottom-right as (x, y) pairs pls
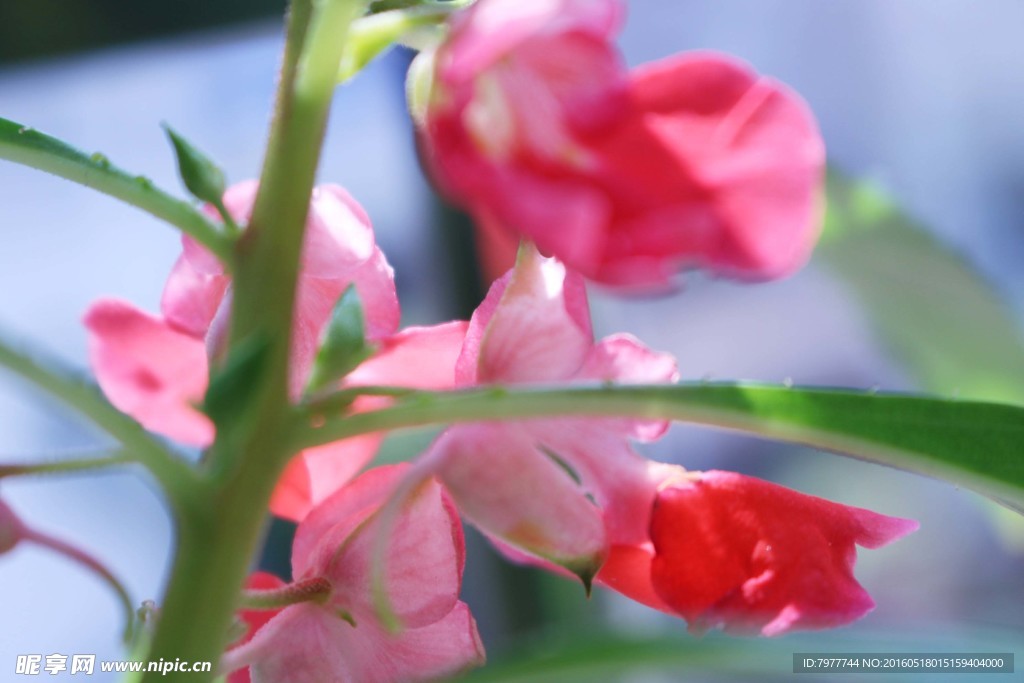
(162, 123), (228, 210)
(306, 285), (373, 395)
(203, 334), (272, 428)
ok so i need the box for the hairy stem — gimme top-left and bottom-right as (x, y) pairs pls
(140, 1), (365, 679)
(0, 448), (132, 478)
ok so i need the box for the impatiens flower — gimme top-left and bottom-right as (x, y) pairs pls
(415, 245), (678, 583)
(419, 0), (825, 288)
(84, 181), (401, 517)
(600, 466), (918, 636)
(223, 465), (484, 683)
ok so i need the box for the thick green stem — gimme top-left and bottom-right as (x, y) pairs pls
(139, 1), (365, 679)
(0, 118), (231, 264)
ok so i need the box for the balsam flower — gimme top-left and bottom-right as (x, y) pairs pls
(417, 245), (678, 583)
(222, 465), (484, 683)
(418, 0), (824, 287)
(647, 469), (918, 635)
(84, 181), (401, 518)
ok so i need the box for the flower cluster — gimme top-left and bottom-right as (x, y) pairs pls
(79, 1), (911, 681)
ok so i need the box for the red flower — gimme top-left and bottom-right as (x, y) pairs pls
(419, 0), (824, 288)
(601, 468), (918, 636)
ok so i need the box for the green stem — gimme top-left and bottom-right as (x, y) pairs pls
(0, 118), (232, 264)
(339, 1), (471, 81)
(140, 1), (365, 679)
(0, 331), (201, 509)
(25, 528), (135, 642)
(294, 383), (1024, 509)
(0, 448), (132, 478)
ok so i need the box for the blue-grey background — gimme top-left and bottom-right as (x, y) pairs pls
(0, 1), (1021, 680)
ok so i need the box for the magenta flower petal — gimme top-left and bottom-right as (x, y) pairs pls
(83, 299), (213, 446)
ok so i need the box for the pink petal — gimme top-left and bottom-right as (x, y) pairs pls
(243, 600), (483, 683)
(626, 52), (825, 279)
(649, 470), (918, 636)
(348, 321), (468, 389)
(443, 0), (623, 81)
(430, 424), (606, 583)
(83, 299), (213, 446)
(294, 465), (465, 628)
(269, 434), (383, 523)
(302, 185), (376, 278)
(346, 248), (401, 341)
(160, 254), (229, 338)
(462, 246), (593, 383)
(575, 333), (679, 441)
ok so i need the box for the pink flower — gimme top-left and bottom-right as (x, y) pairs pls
(84, 181), (401, 518)
(600, 467), (919, 636)
(419, 0), (824, 288)
(419, 245), (678, 583)
(223, 465), (484, 683)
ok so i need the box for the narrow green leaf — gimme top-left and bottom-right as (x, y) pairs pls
(162, 123), (227, 208)
(820, 171), (1024, 405)
(305, 285), (372, 394)
(0, 116), (232, 264)
(298, 383), (1024, 510)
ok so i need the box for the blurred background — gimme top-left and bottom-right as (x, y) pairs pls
(0, 1), (1022, 681)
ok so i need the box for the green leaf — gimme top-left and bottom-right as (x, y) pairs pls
(0, 116), (231, 264)
(820, 171), (1024, 405)
(298, 383), (1024, 511)
(305, 285), (373, 395)
(203, 334), (272, 427)
(162, 123), (227, 208)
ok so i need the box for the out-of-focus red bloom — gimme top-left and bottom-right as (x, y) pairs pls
(223, 465), (484, 683)
(600, 467), (919, 636)
(419, 0), (824, 288)
(83, 181), (402, 519)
